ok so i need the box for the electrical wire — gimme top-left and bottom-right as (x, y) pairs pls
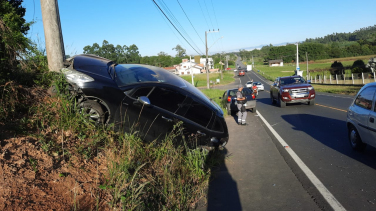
(151, 0), (202, 55)
(158, 0), (204, 55)
(176, 0), (205, 46)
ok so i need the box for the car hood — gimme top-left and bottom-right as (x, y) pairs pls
(281, 84), (311, 89)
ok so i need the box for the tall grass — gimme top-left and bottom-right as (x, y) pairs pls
(2, 73), (220, 210)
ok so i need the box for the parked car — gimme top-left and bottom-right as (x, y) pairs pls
(253, 82), (264, 91)
(346, 82), (376, 151)
(238, 70), (245, 77)
(59, 54), (229, 148)
(270, 76), (315, 108)
(220, 87), (257, 115)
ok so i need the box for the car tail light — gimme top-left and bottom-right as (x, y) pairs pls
(227, 96), (232, 102)
(252, 94), (255, 99)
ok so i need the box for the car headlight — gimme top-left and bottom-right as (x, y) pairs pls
(61, 68), (94, 84)
(282, 89), (289, 92)
(308, 86), (314, 91)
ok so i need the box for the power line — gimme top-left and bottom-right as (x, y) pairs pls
(176, 0), (205, 46)
(158, 0), (204, 55)
(152, 1), (189, 55)
(151, 0), (202, 55)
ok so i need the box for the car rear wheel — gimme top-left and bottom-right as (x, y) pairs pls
(278, 95), (286, 108)
(226, 105), (231, 115)
(348, 125), (366, 151)
(79, 100), (105, 125)
(308, 99), (315, 106)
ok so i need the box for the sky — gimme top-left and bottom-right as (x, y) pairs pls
(22, 0), (376, 57)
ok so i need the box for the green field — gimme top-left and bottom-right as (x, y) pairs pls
(180, 71), (234, 87)
(251, 55), (376, 82)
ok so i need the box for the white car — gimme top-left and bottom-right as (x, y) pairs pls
(347, 82), (376, 151)
(253, 82), (264, 91)
(246, 81), (253, 88)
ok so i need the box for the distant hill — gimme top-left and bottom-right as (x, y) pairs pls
(305, 25), (376, 43)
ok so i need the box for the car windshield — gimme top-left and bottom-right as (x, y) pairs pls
(280, 77), (306, 85)
(114, 64), (186, 88)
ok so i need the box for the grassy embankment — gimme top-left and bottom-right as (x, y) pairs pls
(1, 74), (223, 210)
(249, 55), (376, 95)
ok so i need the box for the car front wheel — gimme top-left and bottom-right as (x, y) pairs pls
(308, 99), (315, 106)
(278, 95), (286, 108)
(348, 125), (366, 151)
(79, 100), (105, 125)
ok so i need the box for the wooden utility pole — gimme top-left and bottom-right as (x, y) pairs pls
(41, 0), (65, 72)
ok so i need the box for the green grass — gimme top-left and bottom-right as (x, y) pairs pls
(311, 84), (362, 95)
(180, 71), (234, 87)
(1, 74), (224, 210)
(252, 55), (376, 82)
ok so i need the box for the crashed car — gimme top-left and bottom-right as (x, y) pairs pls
(60, 54), (229, 148)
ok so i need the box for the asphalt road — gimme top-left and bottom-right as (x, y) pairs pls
(235, 60), (376, 210)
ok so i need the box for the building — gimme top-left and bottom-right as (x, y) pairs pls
(269, 59), (284, 67)
(176, 61), (203, 75)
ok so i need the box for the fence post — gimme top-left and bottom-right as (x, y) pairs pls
(315, 76), (316, 83)
(310, 76), (312, 82)
(374, 72), (376, 82)
(352, 73), (354, 85)
(324, 75), (326, 84)
(343, 74), (345, 84)
(330, 75), (332, 84)
(336, 74), (338, 84)
(362, 72), (364, 84)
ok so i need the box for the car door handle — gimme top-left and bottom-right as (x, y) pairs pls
(370, 117), (375, 123)
(162, 116), (173, 122)
(197, 130), (206, 136)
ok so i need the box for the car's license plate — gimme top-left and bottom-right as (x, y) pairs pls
(295, 94), (306, 98)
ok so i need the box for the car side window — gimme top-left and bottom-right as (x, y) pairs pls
(148, 87), (186, 113)
(131, 87), (154, 98)
(354, 87), (376, 110)
(184, 99), (213, 128)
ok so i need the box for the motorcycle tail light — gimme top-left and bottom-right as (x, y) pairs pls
(227, 96), (232, 102)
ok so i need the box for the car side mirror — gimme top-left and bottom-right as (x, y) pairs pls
(138, 96), (151, 106)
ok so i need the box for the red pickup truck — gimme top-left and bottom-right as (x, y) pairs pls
(270, 76), (315, 108)
(238, 70), (245, 77)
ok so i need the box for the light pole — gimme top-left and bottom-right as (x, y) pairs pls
(206, 29), (220, 89)
(296, 42), (300, 71)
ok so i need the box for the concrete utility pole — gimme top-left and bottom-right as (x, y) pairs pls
(206, 29), (220, 89)
(296, 42), (299, 71)
(41, 0), (65, 72)
(306, 52), (309, 79)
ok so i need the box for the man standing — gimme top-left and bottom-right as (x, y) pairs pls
(236, 86), (247, 125)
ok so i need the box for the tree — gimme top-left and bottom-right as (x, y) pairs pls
(172, 44), (186, 57)
(0, 0), (31, 82)
(330, 61), (344, 75)
(126, 44), (141, 64)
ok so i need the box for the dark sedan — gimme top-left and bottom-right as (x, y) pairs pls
(60, 54), (228, 148)
(220, 88), (256, 115)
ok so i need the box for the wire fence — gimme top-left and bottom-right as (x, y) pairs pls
(309, 72), (376, 85)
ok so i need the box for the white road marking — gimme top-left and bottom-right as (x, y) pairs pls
(256, 110), (346, 211)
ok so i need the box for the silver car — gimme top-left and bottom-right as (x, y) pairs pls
(347, 82), (376, 151)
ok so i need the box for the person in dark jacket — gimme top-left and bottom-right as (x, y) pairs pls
(236, 86), (247, 125)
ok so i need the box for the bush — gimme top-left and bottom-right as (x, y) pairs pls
(330, 61), (344, 75)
